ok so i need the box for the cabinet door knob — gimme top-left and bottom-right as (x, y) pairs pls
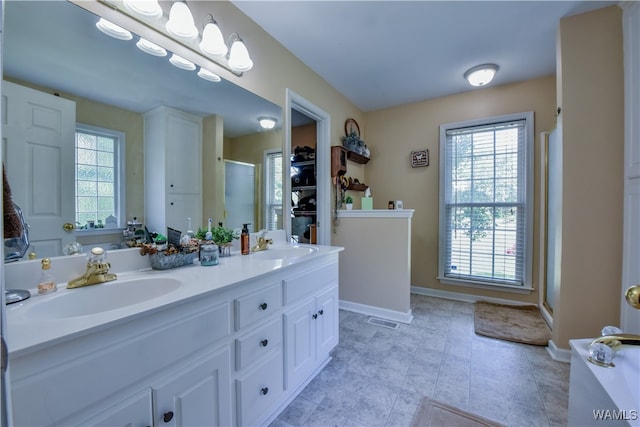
(312, 313), (318, 319)
(163, 411), (174, 423)
(260, 339), (268, 347)
(318, 309), (324, 316)
(261, 387), (269, 395)
(170, 202), (174, 206)
(259, 302), (268, 310)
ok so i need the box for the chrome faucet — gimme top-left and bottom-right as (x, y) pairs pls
(67, 247), (117, 289)
(251, 230), (273, 252)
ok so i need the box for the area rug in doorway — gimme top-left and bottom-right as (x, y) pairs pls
(410, 397), (506, 427)
(474, 301), (551, 346)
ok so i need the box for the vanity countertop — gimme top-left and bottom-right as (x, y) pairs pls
(5, 244), (343, 357)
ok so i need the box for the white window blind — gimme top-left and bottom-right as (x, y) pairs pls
(265, 150), (283, 230)
(439, 113), (533, 288)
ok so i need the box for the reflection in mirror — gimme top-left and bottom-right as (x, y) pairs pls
(2, 0), (282, 259)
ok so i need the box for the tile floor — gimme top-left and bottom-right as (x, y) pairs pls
(271, 294), (570, 427)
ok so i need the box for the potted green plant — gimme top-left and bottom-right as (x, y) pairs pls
(196, 225), (239, 256)
(345, 195), (353, 210)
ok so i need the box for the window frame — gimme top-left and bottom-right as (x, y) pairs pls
(438, 111), (534, 293)
(263, 148), (283, 230)
(75, 123), (126, 231)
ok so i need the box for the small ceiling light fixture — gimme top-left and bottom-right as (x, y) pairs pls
(258, 117), (277, 130)
(123, 0), (162, 18)
(197, 67), (221, 82)
(96, 18), (133, 40)
(169, 53), (196, 71)
(136, 37), (167, 56)
(199, 15), (228, 57)
(464, 64), (499, 87)
(228, 33), (253, 72)
(166, 1), (198, 40)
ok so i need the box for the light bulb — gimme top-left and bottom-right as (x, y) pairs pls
(169, 54), (196, 71)
(123, 0), (162, 18)
(166, 1), (198, 40)
(136, 38), (167, 57)
(96, 18), (132, 41)
(228, 37), (253, 72)
(197, 67), (221, 82)
(258, 117), (276, 129)
(464, 64), (498, 87)
(200, 20), (228, 56)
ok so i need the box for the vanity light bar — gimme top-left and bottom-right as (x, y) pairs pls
(97, 0), (252, 76)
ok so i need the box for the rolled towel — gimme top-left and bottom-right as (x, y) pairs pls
(3, 165), (24, 238)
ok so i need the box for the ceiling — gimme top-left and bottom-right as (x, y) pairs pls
(233, 0), (617, 111)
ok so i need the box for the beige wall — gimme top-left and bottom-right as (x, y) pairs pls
(363, 76), (557, 306)
(553, 6), (624, 347)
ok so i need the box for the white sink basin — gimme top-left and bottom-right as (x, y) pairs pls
(251, 245), (317, 260)
(24, 276), (182, 319)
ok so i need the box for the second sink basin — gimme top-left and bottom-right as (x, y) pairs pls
(24, 276), (182, 319)
(251, 245), (317, 260)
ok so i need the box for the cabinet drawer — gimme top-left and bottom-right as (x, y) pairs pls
(284, 262), (338, 305)
(235, 317), (283, 371)
(236, 350), (284, 427)
(235, 282), (282, 330)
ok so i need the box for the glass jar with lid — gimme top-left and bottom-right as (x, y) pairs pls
(200, 244), (219, 266)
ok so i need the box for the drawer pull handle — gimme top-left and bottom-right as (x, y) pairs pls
(259, 302), (268, 310)
(163, 411), (174, 423)
(261, 387), (269, 395)
(312, 313), (318, 319)
(318, 309), (324, 316)
(261, 339), (269, 347)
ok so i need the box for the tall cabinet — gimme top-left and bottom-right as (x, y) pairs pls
(144, 106), (203, 235)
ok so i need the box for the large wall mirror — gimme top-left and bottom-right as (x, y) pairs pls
(2, 0), (283, 258)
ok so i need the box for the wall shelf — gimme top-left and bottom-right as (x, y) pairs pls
(346, 150), (370, 164)
(347, 183), (368, 191)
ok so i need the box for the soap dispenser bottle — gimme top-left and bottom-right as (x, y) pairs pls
(241, 223), (250, 255)
(37, 258), (57, 295)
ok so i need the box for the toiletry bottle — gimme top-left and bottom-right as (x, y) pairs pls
(37, 258), (57, 295)
(241, 223), (250, 255)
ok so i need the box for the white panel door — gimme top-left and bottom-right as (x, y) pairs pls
(622, 177), (640, 333)
(2, 81), (76, 257)
(315, 286), (339, 358)
(284, 298), (316, 390)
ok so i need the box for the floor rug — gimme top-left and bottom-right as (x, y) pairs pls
(411, 397), (506, 427)
(473, 301), (551, 346)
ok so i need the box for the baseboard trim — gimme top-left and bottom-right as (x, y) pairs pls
(410, 285), (534, 306)
(546, 339), (571, 363)
(339, 300), (414, 324)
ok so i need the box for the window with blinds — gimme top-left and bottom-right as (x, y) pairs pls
(439, 112), (533, 289)
(265, 150), (283, 230)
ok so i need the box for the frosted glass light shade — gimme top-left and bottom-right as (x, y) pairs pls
(464, 64), (498, 87)
(258, 117), (277, 129)
(169, 54), (196, 71)
(200, 21), (228, 56)
(123, 0), (162, 18)
(166, 2), (198, 39)
(136, 38), (167, 56)
(96, 18), (132, 40)
(228, 38), (253, 72)
(197, 67), (221, 82)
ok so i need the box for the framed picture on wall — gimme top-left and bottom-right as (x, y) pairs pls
(411, 149), (429, 167)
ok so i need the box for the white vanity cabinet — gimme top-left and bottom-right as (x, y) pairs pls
(8, 252), (341, 427)
(144, 106), (203, 234)
(283, 263), (339, 390)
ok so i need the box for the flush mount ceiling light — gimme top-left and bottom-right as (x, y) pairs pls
(258, 117), (277, 130)
(136, 37), (167, 56)
(123, 0), (162, 18)
(166, 1), (198, 40)
(199, 15), (228, 57)
(228, 33), (253, 72)
(197, 67), (221, 82)
(169, 53), (196, 71)
(96, 18), (133, 40)
(464, 64), (499, 87)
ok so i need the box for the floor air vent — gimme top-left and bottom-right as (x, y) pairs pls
(367, 317), (399, 329)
